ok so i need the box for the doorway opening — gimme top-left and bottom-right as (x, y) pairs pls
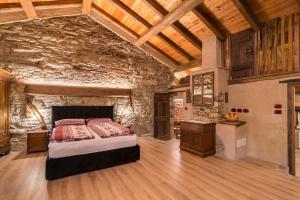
(173, 93), (184, 139)
(287, 82), (300, 176)
(294, 86), (300, 177)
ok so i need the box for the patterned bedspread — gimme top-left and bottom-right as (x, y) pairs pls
(90, 122), (133, 138)
(51, 125), (95, 142)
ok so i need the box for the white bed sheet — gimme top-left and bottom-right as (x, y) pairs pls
(48, 128), (137, 158)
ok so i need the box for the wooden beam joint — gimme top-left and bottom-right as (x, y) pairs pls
(19, 0), (38, 19)
(192, 4), (226, 40)
(232, 0), (261, 31)
(82, 0), (92, 14)
(135, 0), (203, 46)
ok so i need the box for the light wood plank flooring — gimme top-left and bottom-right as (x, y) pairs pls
(1, 137), (300, 200)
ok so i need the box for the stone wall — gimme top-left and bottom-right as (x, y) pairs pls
(0, 15), (173, 142)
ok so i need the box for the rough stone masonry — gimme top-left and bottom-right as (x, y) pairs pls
(0, 15), (174, 146)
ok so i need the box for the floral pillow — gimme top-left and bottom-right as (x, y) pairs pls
(87, 118), (112, 125)
(55, 119), (86, 127)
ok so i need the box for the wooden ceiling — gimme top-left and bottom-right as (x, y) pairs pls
(0, 0), (299, 72)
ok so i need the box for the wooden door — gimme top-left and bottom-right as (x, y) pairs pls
(231, 29), (254, 79)
(0, 79), (9, 154)
(0, 70), (10, 155)
(154, 93), (170, 140)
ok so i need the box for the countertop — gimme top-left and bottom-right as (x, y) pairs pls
(218, 120), (246, 127)
(180, 120), (214, 124)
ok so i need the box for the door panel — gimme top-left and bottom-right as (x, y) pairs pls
(154, 93), (170, 139)
(231, 29), (254, 79)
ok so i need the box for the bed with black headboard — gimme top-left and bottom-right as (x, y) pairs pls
(45, 106), (140, 180)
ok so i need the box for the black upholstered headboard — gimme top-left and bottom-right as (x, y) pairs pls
(51, 106), (114, 129)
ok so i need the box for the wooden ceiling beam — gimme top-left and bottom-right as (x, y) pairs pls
(19, 0), (38, 19)
(111, 0), (194, 61)
(34, 4), (82, 18)
(192, 4), (226, 40)
(296, 0), (300, 9)
(175, 60), (202, 72)
(232, 0), (261, 31)
(90, 6), (178, 69)
(24, 84), (132, 97)
(0, 4), (81, 24)
(144, 0), (202, 50)
(82, 0), (92, 14)
(135, 0), (203, 46)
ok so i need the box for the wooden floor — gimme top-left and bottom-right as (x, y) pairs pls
(1, 137), (300, 200)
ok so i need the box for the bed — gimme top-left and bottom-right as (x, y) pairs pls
(45, 106), (140, 180)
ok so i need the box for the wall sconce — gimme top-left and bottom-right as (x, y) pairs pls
(26, 96), (48, 130)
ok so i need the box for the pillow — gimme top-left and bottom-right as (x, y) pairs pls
(87, 118), (112, 125)
(55, 118), (85, 127)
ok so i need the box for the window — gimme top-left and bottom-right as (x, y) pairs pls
(192, 72), (214, 106)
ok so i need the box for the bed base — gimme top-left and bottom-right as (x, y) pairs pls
(46, 145), (140, 180)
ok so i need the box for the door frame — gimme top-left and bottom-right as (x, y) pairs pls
(287, 82), (300, 176)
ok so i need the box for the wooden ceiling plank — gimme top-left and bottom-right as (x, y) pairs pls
(90, 6), (178, 69)
(192, 4), (226, 40)
(144, 0), (202, 50)
(111, 0), (194, 61)
(82, 0), (92, 14)
(232, 0), (261, 31)
(135, 0), (203, 46)
(19, 0), (38, 19)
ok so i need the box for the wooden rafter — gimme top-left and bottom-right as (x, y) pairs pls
(175, 60), (202, 72)
(232, 0), (261, 31)
(144, 0), (202, 50)
(19, 0), (37, 19)
(90, 5), (178, 69)
(192, 4), (226, 40)
(111, 0), (194, 61)
(135, 0), (203, 46)
(82, 0), (92, 14)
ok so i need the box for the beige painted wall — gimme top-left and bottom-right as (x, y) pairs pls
(228, 78), (290, 167)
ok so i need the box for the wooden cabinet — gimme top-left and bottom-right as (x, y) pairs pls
(230, 29), (254, 79)
(0, 70), (10, 155)
(180, 121), (216, 157)
(27, 130), (49, 153)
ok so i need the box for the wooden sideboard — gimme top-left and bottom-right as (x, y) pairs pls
(0, 70), (11, 155)
(180, 120), (216, 157)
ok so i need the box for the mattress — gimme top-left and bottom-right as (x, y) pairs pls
(48, 128), (137, 158)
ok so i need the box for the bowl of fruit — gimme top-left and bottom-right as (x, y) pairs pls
(225, 113), (239, 122)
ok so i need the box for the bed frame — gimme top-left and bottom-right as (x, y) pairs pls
(45, 106), (140, 180)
